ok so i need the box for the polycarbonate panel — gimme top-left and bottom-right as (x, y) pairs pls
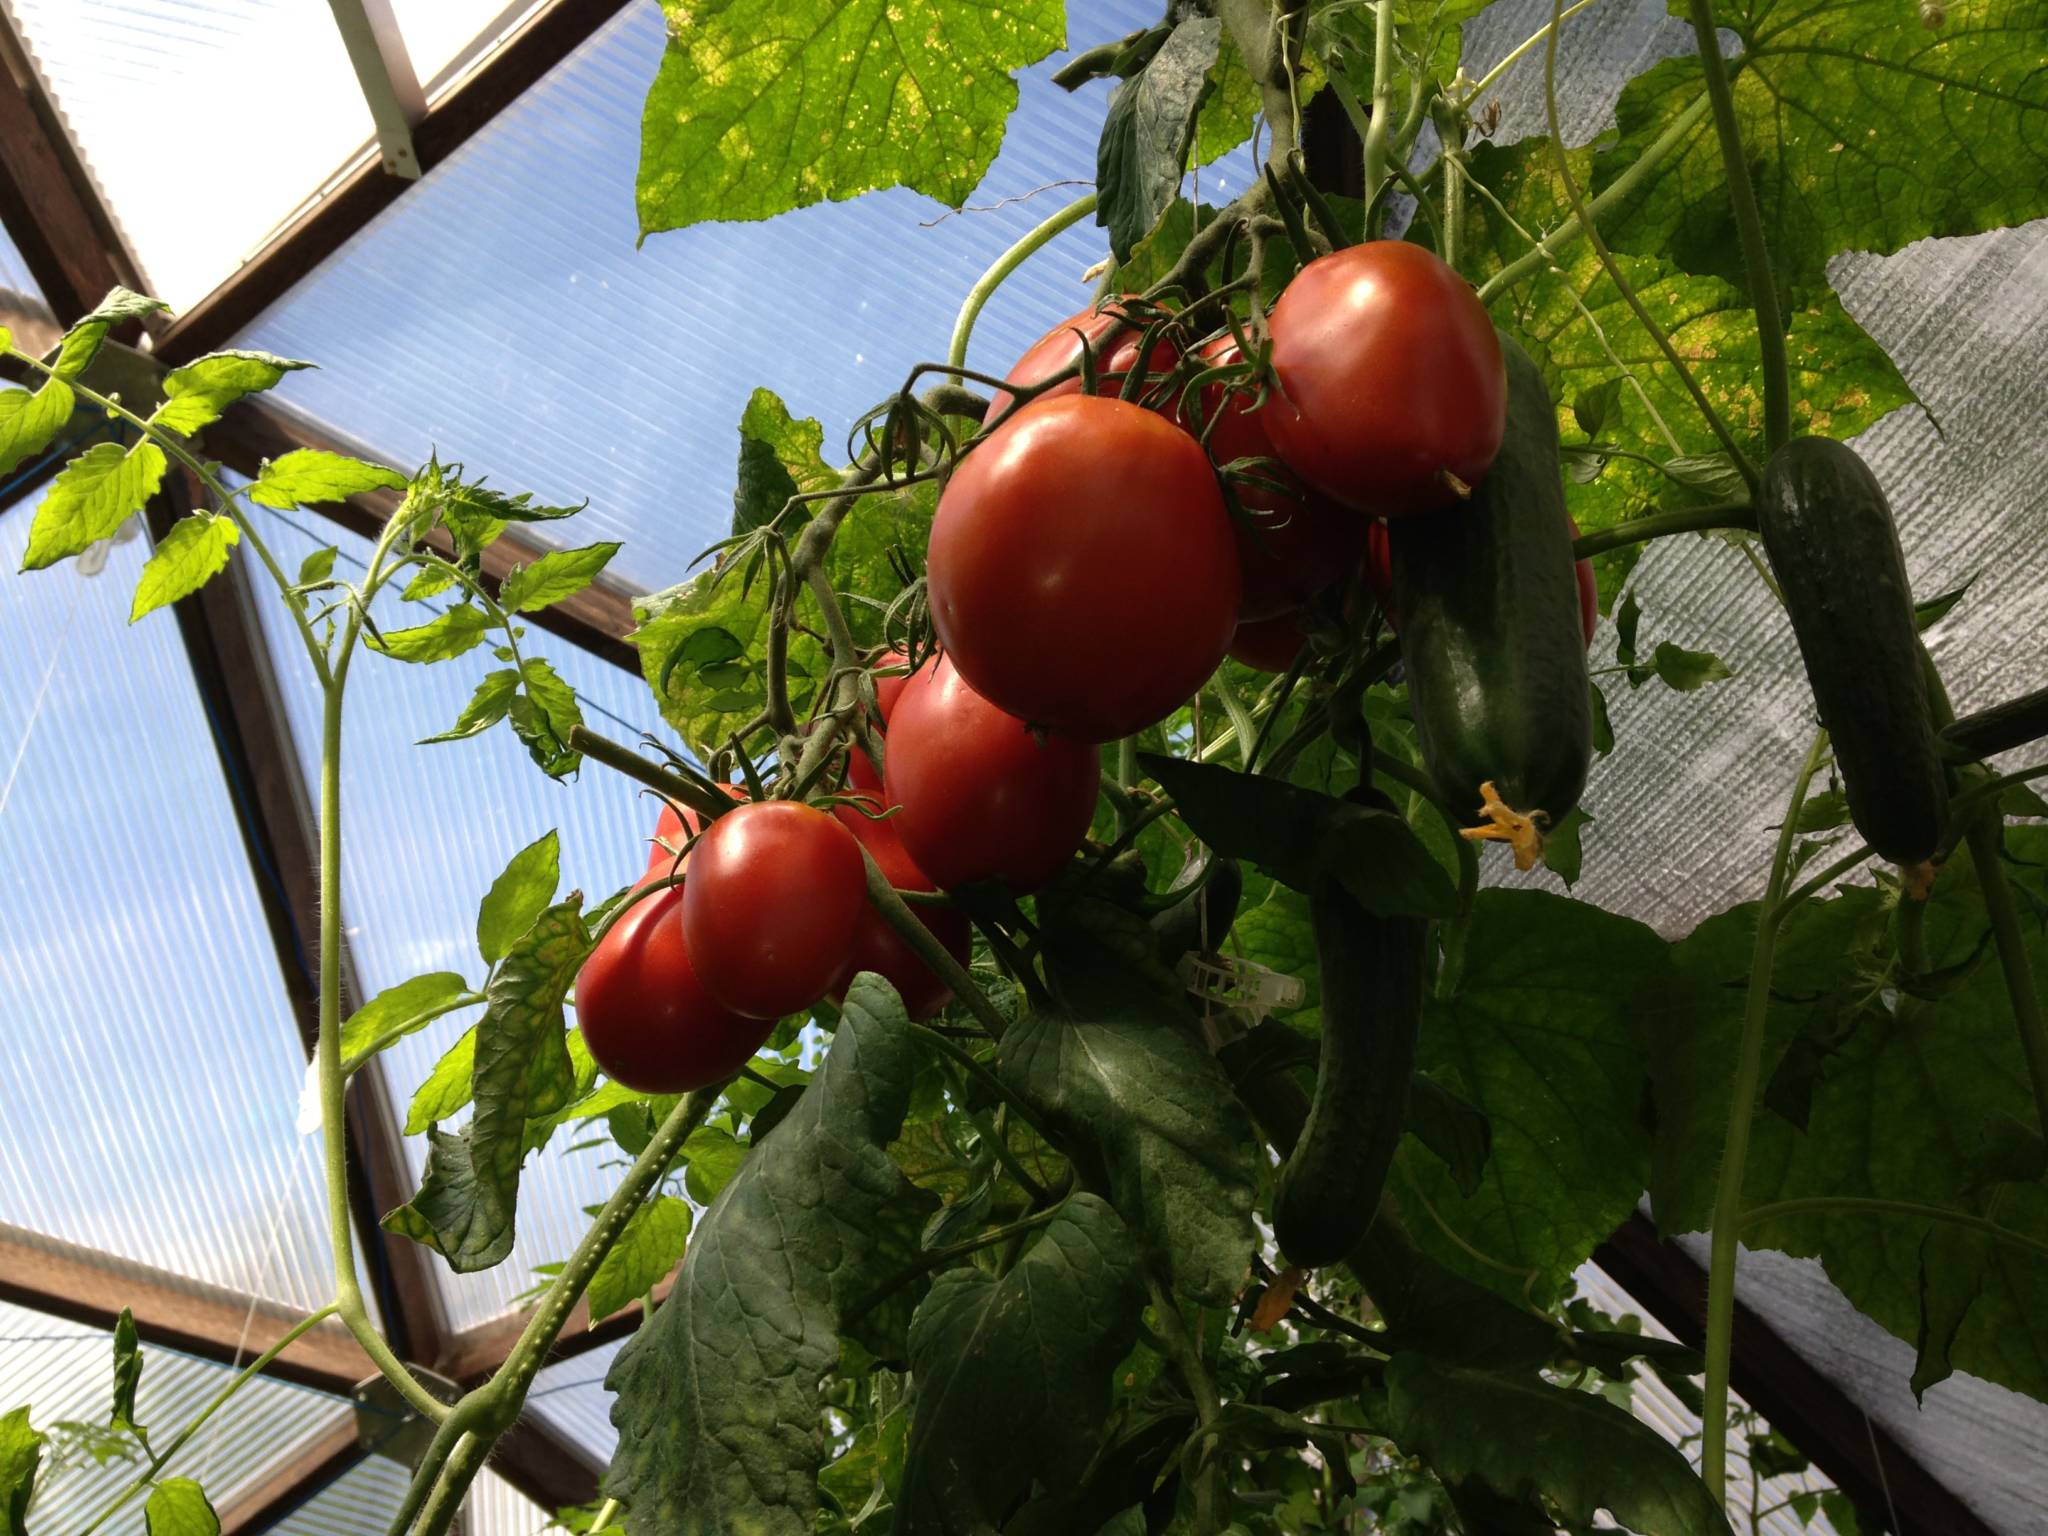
(0, 1299), (352, 1529)
(243, 505), (679, 1330)
(529, 1337), (625, 1465)
(238, 0), (1260, 595)
(466, 1465), (557, 1535)
(0, 502), (336, 1309)
(3, 0), (373, 310)
(265, 1453), (408, 1535)
(394, 0), (537, 93)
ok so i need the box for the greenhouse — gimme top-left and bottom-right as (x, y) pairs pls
(0, 0), (2043, 1532)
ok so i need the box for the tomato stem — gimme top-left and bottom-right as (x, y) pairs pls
(1568, 499), (1754, 559)
(567, 724), (739, 825)
(945, 192), (1099, 376)
(1145, 1269), (1225, 1535)
(859, 846), (1015, 1037)
(1459, 0), (1605, 105)
(1361, 0), (1399, 216)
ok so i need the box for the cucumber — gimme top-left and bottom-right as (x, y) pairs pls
(1273, 790), (1427, 1268)
(1757, 438), (1948, 864)
(1150, 845), (1244, 962)
(1389, 333), (1591, 868)
(1942, 684), (2048, 763)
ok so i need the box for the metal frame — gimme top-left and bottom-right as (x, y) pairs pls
(326, 0), (429, 181)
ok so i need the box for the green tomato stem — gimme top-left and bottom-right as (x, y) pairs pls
(1361, 0), (1399, 213)
(946, 193), (1099, 375)
(859, 847), (1013, 1039)
(1460, 0), (1606, 103)
(1569, 500), (1755, 560)
(410, 1430), (491, 1536)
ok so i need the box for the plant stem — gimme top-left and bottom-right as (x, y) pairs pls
(859, 848), (1012, 1039)
(1570, 500), (1754, 559)
(1461, 0), (1604, 102)
(1684, 0), (1788, 454)
(1966, 814), (2048, 1138)
(1361, 0), (1398, 205)
(1476, 94), (1710, 303)
(1441, 148), (1465, 271)
(1701, 728), (1828, 1497)
(1775, 842), (1873, 914)
(1741, 1196), (2048, 1263)
(946, 194), (1099, 374)
(567, 724), (735, 824)
(587, 1498), (621, 1533)
(848, 1202), (1066, 1323)
(1146, 1271), (1223, 1534)
(413, 1431), (490, 1536)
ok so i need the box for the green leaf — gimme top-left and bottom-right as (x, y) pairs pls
(477, 830), (561, 965)
(635, 0), (1065, 238)
(341, 972), (472, 1069)
(247, 449), (405, 509)
(1095, 16), (1219, 262)
(1139, 754), (1455, 919)
(1001, 1005), (1259, 1306)
(498, 542), (621, 615)
(1404, 891), (1672, 1303)
(21, 440), (167, 571)
(110, 1310), (144, 1439)
(384, 899), (589, 1271)
(1590, 681), (1615, 756)
(1793, 788), (1853, 833)
(1540, 805), (1591, 886)
(682, 1126), (747, 1207)
(507, 658), (583, 779)
(1911, 1224), (1990, 1401)
(586, 1195), (692, 1321)
(1593, 0), (2048, 302)
(732, 389), (811, 536)
(0, 1407), (43, 1536)
(896, 1195), (1145, 1533)
(143, 1478), (219, 1536)
(419, 669), (521, 747)
(149, 350), (311, 436)
(601, 975), (938, 1533)
(1651, 641), (1733, 692)
(1916, 581), (1973, 633)
(1571, 378), (1624, 440)
(369, 604), (490, 664)
(53, 288), (169, 380)
(406, 1026), (478, 1134)
(296, 546), (337, 585)
(1382, 1355), (1733, 1536)
(1406, 1076), (1493, 1200)
(0, 379), (76, 476)
(130, 513), (238, 621)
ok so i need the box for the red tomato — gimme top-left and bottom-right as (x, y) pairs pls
(1195, 337), (1366, 621)
(830, 804), (972, 1021)
(1264, 242), (1506, 516)
(576, 883), (771, 1093)
(882, 655), (1101, 892)
(1567, 518), (1598, 648)
(681, 801), (866, 1019)
(846, 648), (918, 801)
(646, 783), (746, 875)
(984, 296), (1179, 422)
(928, 394), (1241, 742)
(1363, 518), (1397, 629)
(1229, 612), (1307, 674)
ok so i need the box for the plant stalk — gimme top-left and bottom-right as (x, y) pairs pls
(1361, 0), (1399, 204)
(860, 848), (1012, 1039)
(1967, 814), (2048, 1138)
(946, 193), (1099, 374)
(1569, 499), (1754, 559)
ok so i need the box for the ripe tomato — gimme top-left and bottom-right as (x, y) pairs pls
(1566, 518), (1598, 648)
(681, 801), (866, 1019)
(882, 655), (1100, 892)
(1195, 337), (1366, 621)
(1228, 612), (1307, 674)
(576, 882), (771, 1093)
(646, 782), (746, 875)
(830, 804), (971, 1021)
(846, 648), (918, 801)
(928, 394), (1241, 742)
(1363, 518), (1397, 628)
(985, 296), (1179, 422)
(1264, 241), (1506, 516)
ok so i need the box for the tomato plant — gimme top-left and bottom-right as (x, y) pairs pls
(982, 295), (1179, 421)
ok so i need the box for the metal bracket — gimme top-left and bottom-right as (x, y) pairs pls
(326, 0), (427, 180)
(352, 1367), (464, 1467)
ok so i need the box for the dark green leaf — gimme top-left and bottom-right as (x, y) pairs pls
(130, 513), (238, 621)
(508, 658), (583, 778)
(602, 976), (938, 1535)
(1095, 17), (1220, 261)
(110, 1310), (144, 1439)
(1661, 455), (1747, 499)
(1405, 1077), (1492, 1199)
(1911, 1219), (1990, 1403)
(384, 900), (589, 1271)
(635, 0), (1065, 238)
(477, 830), (561, 966)
(498, 543), (621, 615)
(1651, 641), (1733, 692)
(341, 972), (471, 1068)
(247, 449), (404, 509)
(369, 604), (490, 664)
(21, 440), (167, 571)
(1915, 581), (1972, 632)
(1571, 378), (1624, 439)
(1614, 589), (1642, 663)
(0, 1408), (42, 1536)
(1382, 1355), (1732, 1536)
(1794, 789), (1853, 833)
(150, 350), (311, 436)
(0, 379), (76, 476)
(1001, 1006), (1258, 1306)
(732, 390), (810, 536)
(896, 1195), (1144, 1533)
(587, 1195), (692, 1321)
(143, 1478), (219, 1536)
(1540, 806), (1591, 886)
(420, 669), (522, 747)
(1590, 681), (1615, 755)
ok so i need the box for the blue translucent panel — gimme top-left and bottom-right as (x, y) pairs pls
(267, 1459), (550, 1536)
(0, 1299), (352, 1527)
(239, 0), (1259, 593)
(243, 505), (680, 1329)
(530, 1337), (624, 1463)
(0, 504), (337, 1309)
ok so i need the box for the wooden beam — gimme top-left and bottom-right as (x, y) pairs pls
(217, 1419), (367, 1535)
(0, 1221), (371, 1396)
(436, 1276), (671, 1386)
(1594, 1213), (1998, 1536)
(156, 0), (635, 367)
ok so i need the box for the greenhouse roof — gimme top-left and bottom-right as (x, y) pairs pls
(1, 0), (2044, 1532)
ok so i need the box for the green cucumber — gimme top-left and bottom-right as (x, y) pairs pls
(1389, 332), (1591, 867)
(1273, 790), (1427, 1269)
(1942, 684), (2048, 763)
(1757, 437), (1948, 865)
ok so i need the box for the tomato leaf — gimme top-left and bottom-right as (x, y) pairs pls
(681, 1126), (747, 1207)
(368, 603), (490, 664)
(0, 1407), (44, 1536)
(130, 513), (239, 622)
(406, 1025), (478, 1134)
(419, 669), (521, 747)
(21, 440), (168, 571)
(896, 1195), (1144, 1533)
(109, 1310), (144, 1441)
(247, 448), (405, 509)
(507, 657), (583, 779)
(731, 388), (814, 536)
(602, 975), (938, 1528)
(148, 350), (311, 436)
(0, 379), (76, 477)
(341, 972), (473, 1070)
(497, 542), (621, 615)
(1381, 1355), (1733, 1536)
(1650, 641), (1733, 692)
(477, 830), (562, 966)
(586, 1195), (692, 1322)
(142, 1477), (218, 1536)
(1095, 17), (1219, 262)
(52, 287), (169, 381)
(635, 0), (1064, 238)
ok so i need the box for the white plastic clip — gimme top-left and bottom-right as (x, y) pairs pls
(1177, 953), (1306, 1025)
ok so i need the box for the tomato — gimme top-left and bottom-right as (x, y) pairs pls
(882, 654), (1101, 892)
(1264, 241), (1506, 516)
(985, 296), (1179, 423)
(846, 648), (917, 801)
(1194, 337), (1366, 621)
(928, 394), (1241, 742)
(681, 801), (867, 1019)
(1363, 518), (1396, 628)
(576, 883), (771, 1093)
(1567, 518), (1598, 648)
(831, 804), (972, 1021)
(1229, 612), (1307, 674)
(646, 783), (746, 875)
